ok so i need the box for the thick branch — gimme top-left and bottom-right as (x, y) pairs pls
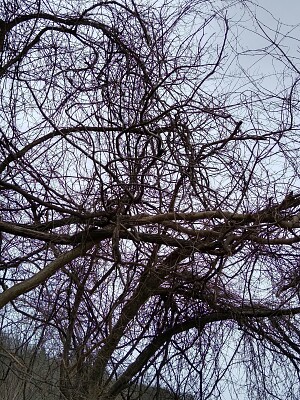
(0, 241), (94, 308)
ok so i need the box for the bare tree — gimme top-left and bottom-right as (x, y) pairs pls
(1, 0), (300, 399)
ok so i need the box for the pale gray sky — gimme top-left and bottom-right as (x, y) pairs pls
(257, 0), (300, 25)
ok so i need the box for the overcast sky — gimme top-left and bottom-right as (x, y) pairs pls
(244, 0), (300, 55)
(257, 0), (300, 25)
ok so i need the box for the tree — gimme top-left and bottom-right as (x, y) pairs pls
(1, 0), (300, 398)
(0, 333), (60, 400)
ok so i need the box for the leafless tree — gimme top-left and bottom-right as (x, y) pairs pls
(1, 0), (300, 399)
